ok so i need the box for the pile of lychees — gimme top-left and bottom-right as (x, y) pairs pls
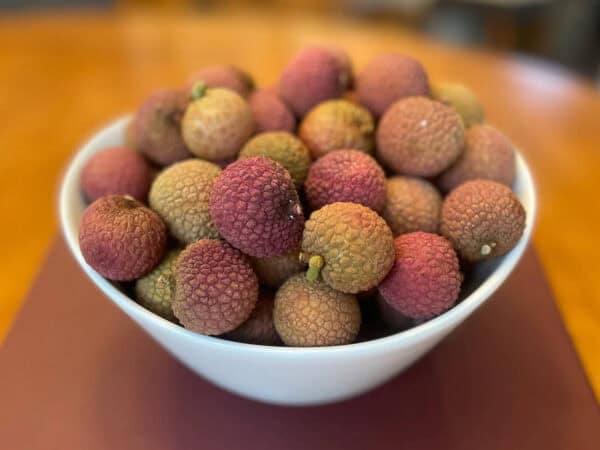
(78, 46), (526, 347)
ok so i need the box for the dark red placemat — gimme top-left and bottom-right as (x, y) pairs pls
(0, 238), (598, 449)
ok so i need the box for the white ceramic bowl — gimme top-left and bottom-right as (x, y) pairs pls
(59, 117), (536, 406)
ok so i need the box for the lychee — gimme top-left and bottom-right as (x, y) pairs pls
(248, 89), (296, 134)
(304, 149), (386, 212)
(431, 81), (484, 127)
(438, 124), (516, 192)
(186, 65), (254, 97)
(149, 159), (221, 244)
(80, 146), (153, 202)
(173, 239), (258, 335)
(279, 46), (345, 117)
(356, 53), (429, 117)
(251, 247), (306, 289)
(322, 45), (354, 89)
(383, 176), (442, 236)
(129, 89), (192, 166)
(299, 99), (374, 159)
(376, 96), (465, 177)
(378, 232), (462, 320)
(225, 291), (281, 345)
(181, 84), (254, 161)
(273, 273), (360, 346)
(301, 202), (395, 293)
(135, 249), (180, 321)
(79, 195), (167, 281)
(238, 131), (311, 189)
(210, 156), (304, 257)
(440, 180), (526, 261)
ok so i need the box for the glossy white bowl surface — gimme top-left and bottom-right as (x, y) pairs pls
(59, 117), (536, 406)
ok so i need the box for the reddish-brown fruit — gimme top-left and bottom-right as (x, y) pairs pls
(79, 195), (167, 281)
(376, 96), (465, 177)
(129, 89), (192, 166)
(440, 180), (526, 261)
(438, 124), (516, 192)
(251, 247), (306, 289)
(248, 89), (296, 134)
(378, 232), (462, 320)
(173, 239), (258, 335)
(225, 291), (281, 345)
(356, 53), (429, 117)
(210, 157), (304, 257)
(273, 274), (361, 346)
(186, 65), (254, 97)
(279, 46), (345, 117)
(305, 149), (386, 212)
(80, 146), (153, 202)
(383, 176), (442, 236)
(322, 45), (354, 89)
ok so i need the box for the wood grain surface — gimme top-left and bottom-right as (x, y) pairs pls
(0, 8), (598, 396)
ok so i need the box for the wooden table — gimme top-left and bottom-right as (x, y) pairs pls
(1, 8), (599, 397)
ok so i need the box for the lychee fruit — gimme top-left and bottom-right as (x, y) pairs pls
(301, 202), (395, 293)
(135, 249), (180, 321)
(273, 273), (361, 346)
(305, 149), (386, 212)
(186, 65), (254, 97)
(248, 89), (296, 134)
(225, 291), (281, 345)
(79, 195), (167, 281)
(440, 180), (526, 261)
(149, 159), (221, 244)
(299, 99), (374, 159)
(438, 124), (516, 192)
(376, 96), (465, 177)
(383, 176), (442, 236)
(279, 46), (345, 117)
(181, 84), (254, 161)
(173, 239), (258, 335)
(238, 131), (311, 189)
(431, 81), (484, 127)
(210, 156), (304, 257)
(378, 232), (462, 320)
(80, 146), (153, 202)
(251, 247), (306, 289)
(356, 53), (429, 117)
(129, 89), (192, 166)
(322, 45), (354, 89)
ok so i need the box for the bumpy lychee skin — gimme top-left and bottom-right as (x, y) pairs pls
(248, 89), (296, 134)
(440, 180), (526, 261)
(376, 96), (465, 177)
(438, 124), (516, 192)
(356, 53), (429, 117)
(238, 131), (311, 189)
(149, 159), (221, 244)
(226, 291), (281, 345)
(301, 202), (395, 293)
(431, 81), (484, 127)
(186, 65), (254, 97)
(129, 89), (192, 166)
(80, 146), (153, 202)
(299, 99), (374, 159)
(251, 247), (306, 289)
(135, 249), (180, 321)
(273, 274), (361, 347)
(79, 195), (167, 281)
(279, 46), (345, 117)
(378, 232), (462, 320)
(383, 176), (442, 236)
(173, 239), (258, 335)
(181, 86), (254, 161)
(305, 149), (386, 212)
(210, 156), (304, 257)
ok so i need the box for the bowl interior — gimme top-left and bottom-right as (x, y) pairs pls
(59, 116), (536, 354)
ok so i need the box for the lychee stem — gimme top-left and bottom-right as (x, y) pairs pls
(305, 255), (324, 282)
(191, 81), (207, 100)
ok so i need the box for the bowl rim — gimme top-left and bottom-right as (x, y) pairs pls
(59, 116), (537, 356)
